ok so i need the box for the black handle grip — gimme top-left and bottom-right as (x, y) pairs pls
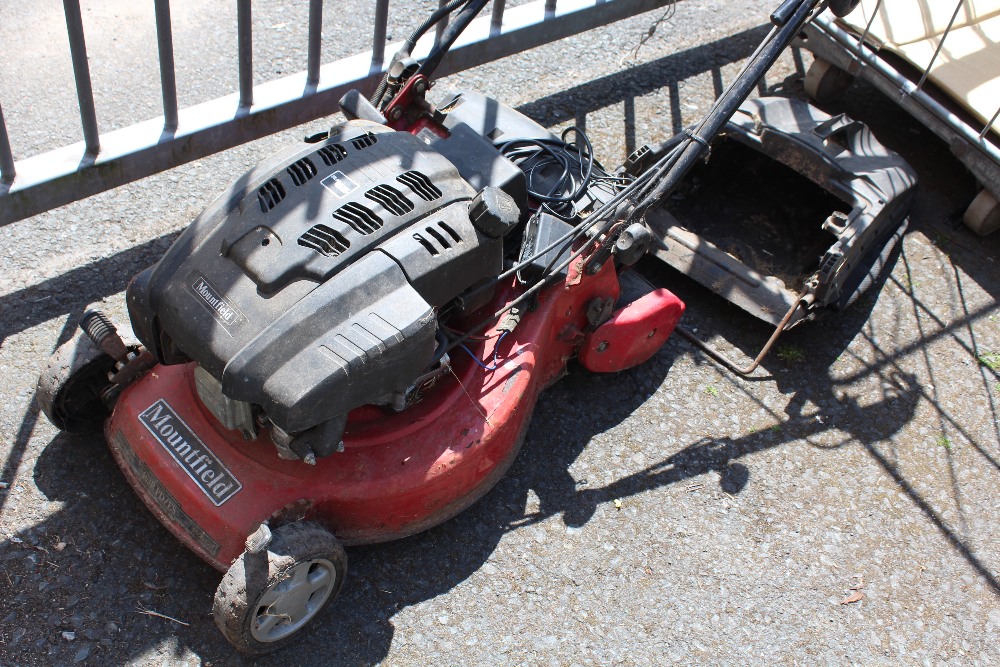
(771, 0), (803, 26)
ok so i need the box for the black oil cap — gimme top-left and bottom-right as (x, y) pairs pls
(469, 186), (520, 238)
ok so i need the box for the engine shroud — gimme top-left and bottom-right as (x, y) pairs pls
(127, 120), (504, 434)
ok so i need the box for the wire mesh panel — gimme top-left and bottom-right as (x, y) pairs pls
(800, 0), (1000, 205)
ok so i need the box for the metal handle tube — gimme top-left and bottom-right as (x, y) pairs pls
(237, 0), (253, 108)
(436, 0), (450, 43)
(417, 0), (491, 79)
(307, 0), (324, 86)
(153, 0), (179, 131)
(63, 0), (100, 156)
(371, 0), (389, 67)
(0, 101), (14, 184)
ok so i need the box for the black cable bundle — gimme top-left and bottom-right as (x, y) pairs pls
(493, 126), (637, 218)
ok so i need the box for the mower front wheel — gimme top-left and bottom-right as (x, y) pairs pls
(37, 333), (117, 434)
(213, 522), (347, 654)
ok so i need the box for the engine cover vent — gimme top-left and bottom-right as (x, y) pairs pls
(287, 157), (318, 186)
(351, 132), (378, 150)
(257, 179), (286, 212)
(397, 170), (442, 202)
(316, 144), (347, 166)
(413, 221), (463, 256)
(365, 184), (414, 216)
(333, 202), (383, 235)
(298, 224), (350, 257)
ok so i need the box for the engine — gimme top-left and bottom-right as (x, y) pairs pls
(127, 117), (521, 462)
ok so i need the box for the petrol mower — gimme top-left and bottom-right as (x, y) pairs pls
(36, 0), (914, 653)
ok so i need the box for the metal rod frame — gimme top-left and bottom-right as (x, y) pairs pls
(676, 294), (808, 377)
(1, 0), (673, 226)
(914, 0), (963, 93)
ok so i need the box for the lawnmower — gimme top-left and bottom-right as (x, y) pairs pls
(36, 0), (913, 654)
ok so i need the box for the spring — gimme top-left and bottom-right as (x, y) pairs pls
(79, 310), (120, 354)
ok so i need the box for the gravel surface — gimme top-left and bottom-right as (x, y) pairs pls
(2, 1), (999, 666)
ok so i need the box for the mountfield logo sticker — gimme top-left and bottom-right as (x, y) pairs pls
(189, 274), (244, 331)
(139, 399), (242, 506)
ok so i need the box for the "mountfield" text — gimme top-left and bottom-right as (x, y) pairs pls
(139, 399), (242, 505)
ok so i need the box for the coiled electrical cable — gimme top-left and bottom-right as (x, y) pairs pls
(495, 126), (599, 218)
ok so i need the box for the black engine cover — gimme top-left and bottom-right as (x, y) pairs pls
(128, 120), (504, 433)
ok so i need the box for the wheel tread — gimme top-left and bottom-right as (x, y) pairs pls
(213, 522), (347, 655)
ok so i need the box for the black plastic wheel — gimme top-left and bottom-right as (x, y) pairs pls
(36, 333), (116, 434)
(804, 58), (854, 103)
(828, 0), (861, 18)
(213, 522), (348, 655)
(964, 189), (1000, 236)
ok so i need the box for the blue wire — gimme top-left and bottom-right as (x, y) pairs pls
(459, 330), (508, 371)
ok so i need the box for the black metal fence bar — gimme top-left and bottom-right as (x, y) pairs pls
(0, 101), (14, 184)
(1, 0), (672, 226)
(62, 0), (100, 156)
(237, 0), (253, 108)
(154, 0), (179, 131)
(307, 0), (325, 86)
(491, 0), (507, 33)
(372, 0), (391, 68)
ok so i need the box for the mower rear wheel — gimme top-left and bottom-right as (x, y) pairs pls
(804, 58), (854, 103)
(963, 189), (1000, 236)
(36, 333), (117, 434)
(828, 0), (861, 17)
(213, 522), (347, 654)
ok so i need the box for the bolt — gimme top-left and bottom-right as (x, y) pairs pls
(414, 79), (427, 94)
(389, 107), (403, 121)
(597, 341), (609, 352)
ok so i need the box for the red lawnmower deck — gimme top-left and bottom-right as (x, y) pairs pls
(107, 264), (681, 570)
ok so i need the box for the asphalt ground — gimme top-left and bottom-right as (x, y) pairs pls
(1, 1), (999, 665)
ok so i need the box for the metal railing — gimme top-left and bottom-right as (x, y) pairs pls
(801, 0), (1000, 197)
(0, 0), (673, 226)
